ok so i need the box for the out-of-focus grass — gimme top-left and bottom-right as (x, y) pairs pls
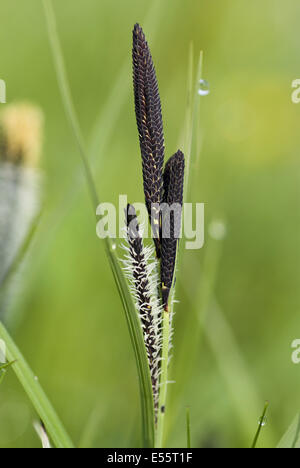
(0, 0), (300, 448)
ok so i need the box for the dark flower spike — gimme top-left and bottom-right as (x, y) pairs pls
(125, 204), (162, 411)
(132, 23), (165, 258)
(161, 150), (185, 310)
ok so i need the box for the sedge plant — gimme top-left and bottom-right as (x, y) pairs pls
(0, 3), (299, 449)
(122, 24), (186, 447)
(43, 1), (187, 447)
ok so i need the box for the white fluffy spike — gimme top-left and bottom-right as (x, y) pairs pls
(121, 206), (163, 416)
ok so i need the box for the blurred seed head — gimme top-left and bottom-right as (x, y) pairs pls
(0, 102), (44, 168)
(208, 220), (227, 241)
(0, 102), (44, 321)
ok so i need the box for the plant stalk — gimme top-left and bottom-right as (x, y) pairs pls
(251, 401), (269, 448)
(186, 407), (191, 448)
(155, 308), (170, 448)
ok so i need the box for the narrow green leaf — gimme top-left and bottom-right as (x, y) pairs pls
(0, 360), (16, 371)
(251, 401), (269, 448)
(177, 50), (203, 269)
(0, 321), (74, 448)
(186, 407), (191, 448)
(277, 413), (300, 448)
(183, 49), (203, 202)
(0, 360), (16, 385)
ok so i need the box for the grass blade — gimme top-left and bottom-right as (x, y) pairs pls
(186, 407), (191, 448)
(277, 413), (300, 448)
(42, 0), (155, 447)
(251, 401), (269, 448)
(0, 321), (74, 448)
(0, 360), (16, 385)
(0, 360), (16, 371)
(183, 49), (203, 201)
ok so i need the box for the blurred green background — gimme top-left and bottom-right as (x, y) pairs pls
(0, 0), (300, 448)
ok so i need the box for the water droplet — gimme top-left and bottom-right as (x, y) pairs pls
(259, 416), (267, 427)
(111, 243), (117, 251)
(34, 376), (39, 382)
(198, 79), (210, 96)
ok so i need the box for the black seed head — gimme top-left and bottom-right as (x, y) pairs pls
(125, 203), (160, 406)
(161, 150), (185, 309)
(163, 150), (185, 206)
(132, 24), (165, 257)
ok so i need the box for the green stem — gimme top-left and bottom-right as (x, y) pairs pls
(251, 401), (269, 448)
(186, 407), (191, 448)
(155, 308), (170, 448)
(184, 49), (203, 202)
(0, 321), (74, 448)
